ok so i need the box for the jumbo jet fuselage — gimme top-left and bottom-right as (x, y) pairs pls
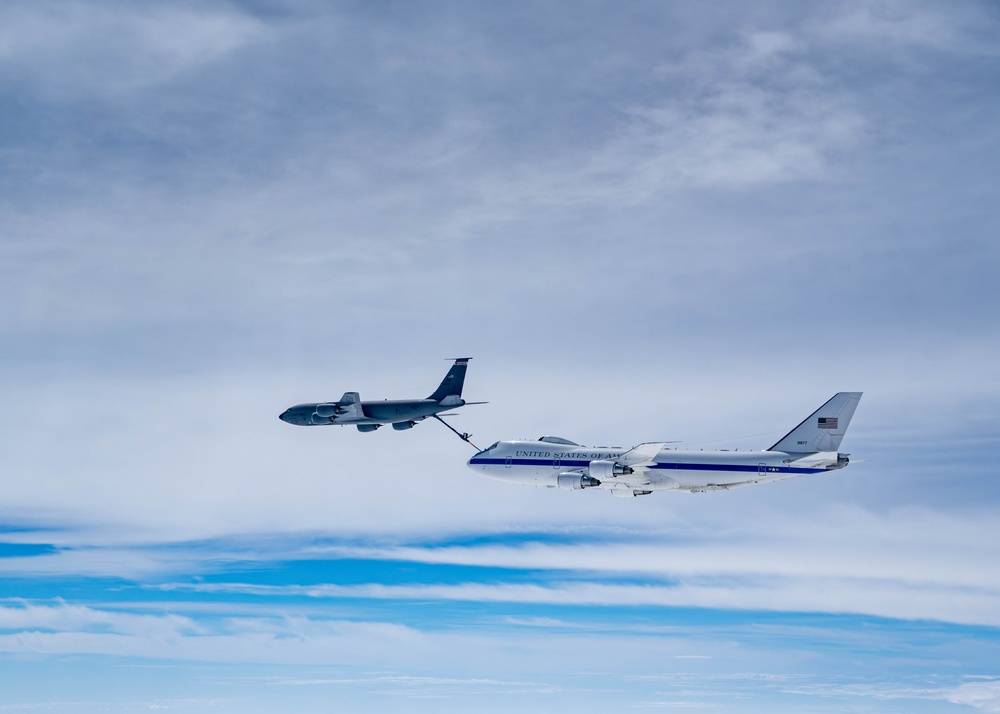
(468, 440), (847, 495)
(467, 392), (862, 497)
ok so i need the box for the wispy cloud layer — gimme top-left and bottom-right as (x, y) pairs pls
(3, 1), (1000, 711)
(0, 1), (265, 98)
(2, 504), (998, 627)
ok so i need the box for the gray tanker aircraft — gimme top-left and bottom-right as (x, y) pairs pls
(280, 358), (483, 432)
(468, 392), (862, 497)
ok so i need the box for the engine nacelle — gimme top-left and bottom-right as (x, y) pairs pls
(310, 413), (332, 424)
(392, 421), (416, 431)
(587, 460), (632, 481)
(314, 403), (340, 418)
(356, 424), (380, 433)
(557, 473), (602, 490)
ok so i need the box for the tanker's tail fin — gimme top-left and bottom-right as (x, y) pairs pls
(768, 392), (863, 454)
(427, 358), (471, 402)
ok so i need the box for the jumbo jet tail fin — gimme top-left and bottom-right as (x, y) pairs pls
(767, 392), (863, 454)
(427, 358), (471, 402)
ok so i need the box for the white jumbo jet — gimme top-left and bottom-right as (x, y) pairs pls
(467, 392), (862, 497)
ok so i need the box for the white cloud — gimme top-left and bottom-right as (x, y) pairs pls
(0, 1), (266, 99)
(458, 28), (866, 216)
(0, 600), (427, 665)
(622, 33), (863, 188)
(821, 1), (1000, 56)
(0, 600), (201, 637)
(303, 505), (1000, 586)
(0, 599), (718, 669)
(4, 505), (981, 627)
(158, 573), (1000, 628)
(947, 680), (1000, 713)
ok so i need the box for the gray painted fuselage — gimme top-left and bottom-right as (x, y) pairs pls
(279, 398), (459, 426)
(278, 358), (476, 432)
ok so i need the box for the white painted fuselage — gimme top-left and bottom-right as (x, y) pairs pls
(466, 392), (862, 497)
(467, 440), (843, 496)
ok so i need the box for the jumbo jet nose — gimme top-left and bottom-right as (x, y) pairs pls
(278, 410), (289, 422)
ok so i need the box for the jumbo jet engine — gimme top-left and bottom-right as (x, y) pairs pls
(587, 460), (633, 481)
(557, 473), (602, 490)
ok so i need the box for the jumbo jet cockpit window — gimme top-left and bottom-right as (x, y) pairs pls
(475, 442), (500, 457)
(538, 436), (579, 445)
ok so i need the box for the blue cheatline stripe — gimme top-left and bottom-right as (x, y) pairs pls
(649, 463), (822, 475)
(467, 457), (824, 475)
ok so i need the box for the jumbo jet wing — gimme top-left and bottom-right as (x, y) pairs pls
(551, 442), (674, 491)
(620, 442), (671, 466)
(616, 442), (673, 487)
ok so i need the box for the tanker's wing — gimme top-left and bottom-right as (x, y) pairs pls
(335, 392), (363, 421)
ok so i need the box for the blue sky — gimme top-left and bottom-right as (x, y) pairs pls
(2, 0), (999, 711)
